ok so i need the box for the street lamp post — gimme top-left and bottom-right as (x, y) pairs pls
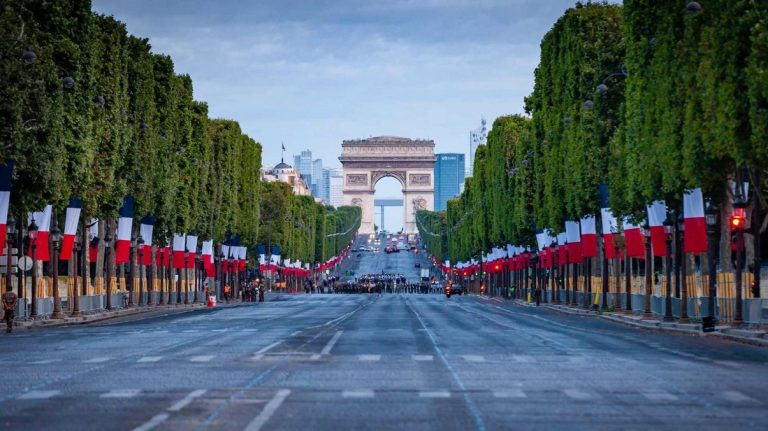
(194, 246), (201, 304)
(50, 220), (63, 319)
(4, 216), (15, 303)
(136, 235), (144, 306)
(677, 212), (689, 322)
(703, 200), (718, 332)
(104, 227), (113, 310)
(643, 226), (652, 317)
(27, 218), (38, 317)
(732, 178), (749, 326)
(663, 213), (674, 321)
(530, 254), (540, 306)
(71, 231), (81, 317)
(128, 235), (136, 307)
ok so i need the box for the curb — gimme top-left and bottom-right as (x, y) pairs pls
(507, 299), (768, 348)
(11, 299), (264, 331)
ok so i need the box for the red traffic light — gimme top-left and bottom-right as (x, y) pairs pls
(730, 207), (746, 230)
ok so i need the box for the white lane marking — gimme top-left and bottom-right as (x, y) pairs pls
(84, 357), (111, 364)
(256, 341), (282, 355)
(512, 355), (534, 363)
(101, 389), (141, 399)
(563, 389), (594, 400)
(320, 331), (344, 355)
(493, 389), (526, 399)
(182, 330), (199, 333)
(342, 390), (374, 398)
(722, 391), (758, 403)
(642, 391), (678, 401)
(462, 355), (486, 363)
(357, 354), (381, 361)
(168, 389), (207, 412)
(132, 413), (170, 431)
(290, 331), (301, 337)
(310, 354), (322, 361)
(212, 329), (227, 332)
(190, 355), (215, 363)
(137, 356), (163, 363)
(419, 391), (451, 398)
(18, 390), (60, 400)
(252, 355), (264, 360)
(242, 389), (291, 431)
(412, 355), (434, 361)
(31, 359), (60, 364)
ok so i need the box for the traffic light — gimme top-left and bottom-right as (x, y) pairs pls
(730, 207), (746, 231)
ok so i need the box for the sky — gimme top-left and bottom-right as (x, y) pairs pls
(92, 0), (620, 232)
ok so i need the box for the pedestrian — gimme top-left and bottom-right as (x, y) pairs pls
(3, 288), (18, 333)
(223, 284), (231, 303)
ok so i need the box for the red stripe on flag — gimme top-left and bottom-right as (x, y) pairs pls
(684, 217), (707, 255)
(186, 252), (196, 269)
(625, 228), (646, 258)
(33, 231), (50, 262)
(115, 239), (130, 264)
(141, 245), (152, 266)
(650, 226), (666, 257)
(60, 234), (76, 260)
(581, 234), (597, 258)
(0, 224), (6, 257)
(172, 250), (185, 269)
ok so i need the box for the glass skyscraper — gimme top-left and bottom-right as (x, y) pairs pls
(434, 153), (465, 212)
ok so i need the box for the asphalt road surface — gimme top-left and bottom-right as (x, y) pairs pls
(341, 235), (432, 283)
(1, 294), (767, 431)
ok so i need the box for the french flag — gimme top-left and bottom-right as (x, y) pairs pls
(683, 188), (708, 255)
(580, 215), (598, 258)
(220, 242), (230, 273)
(646, 201), (667, 257)
(28, 205), (52, 261)
(0, 160), (13, 255)
(59, 198), (82, 261)
(115, 197), (134, 264)
(557, 233), (567, 264)
(565, 220), (582, 263)
(623, 217), (646, 258)
(238, 246), (247, 271)
(202, 240), (215, 277)
(259, 253), (267, 272)
(88, 219), (99, 263)
(269, 254), (280, 272)
(601, 207), (619, 259)
(185, 234), (198, 269)
(172, 234), (186, 269)
(139, 215), (154, 266)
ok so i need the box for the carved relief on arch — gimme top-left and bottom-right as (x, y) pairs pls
(370, 170), (406, 188)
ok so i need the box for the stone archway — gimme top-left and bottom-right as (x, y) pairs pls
(340, 136), (436, 235)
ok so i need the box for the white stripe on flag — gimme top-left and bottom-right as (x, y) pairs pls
(565, 221), (580, 243)
(684, 188), (705, 218)
(140, 223), (154, 246)
(64, 207), (81, 235)
(0, 191), (9, 224)
(117, 216), (132, 241)
(647, 201), (667, 227)
(600, 208), (618, 234)
(173, 234), (185, 251)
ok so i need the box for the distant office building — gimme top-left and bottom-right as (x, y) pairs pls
(328, 168), (344, 208)
(434, 153), (465, 211)
(311, 159), (324, 198)
(468, 118), (487, 177)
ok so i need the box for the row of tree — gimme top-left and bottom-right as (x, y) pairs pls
(0, 0), (358, 265)
(417, 2), (767, 271)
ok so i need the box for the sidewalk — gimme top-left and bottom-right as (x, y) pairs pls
(507, 298), (768, 348)
(10, 298), (262, 332)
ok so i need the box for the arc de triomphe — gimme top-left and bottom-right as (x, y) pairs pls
(340, 136), (436, 235)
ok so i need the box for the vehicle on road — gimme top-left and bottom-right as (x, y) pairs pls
(414, 263), (421, 268)
(445, 283), (464, 297)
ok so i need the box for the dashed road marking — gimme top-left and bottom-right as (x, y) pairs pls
(563, 389), (594, 400)
(493, 389), (526, 399)
(419, 391), (451, 399)
(31, 359), (60, 365)
(190, 355), (215, 363)
(137, 356), (163, 363)
(256, 341), (282, 355)
(132, 413), (170, 431)
(310, 354), (322, 361)
(722, 391), (758, 403)
(101, 389), (141, 399)
(320, 331), (343, 355)
(243, 389), (291, 431)
(168, 389), (207, 412)
(642, 391), (678, 401)
(342, 390), (374, 398)
(357, 354), (381, 361)
(84, 357), (111, 364)
(412, 355), (434, 361)
(462, 355), (486, 363)
(18, 390), (60, 400)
